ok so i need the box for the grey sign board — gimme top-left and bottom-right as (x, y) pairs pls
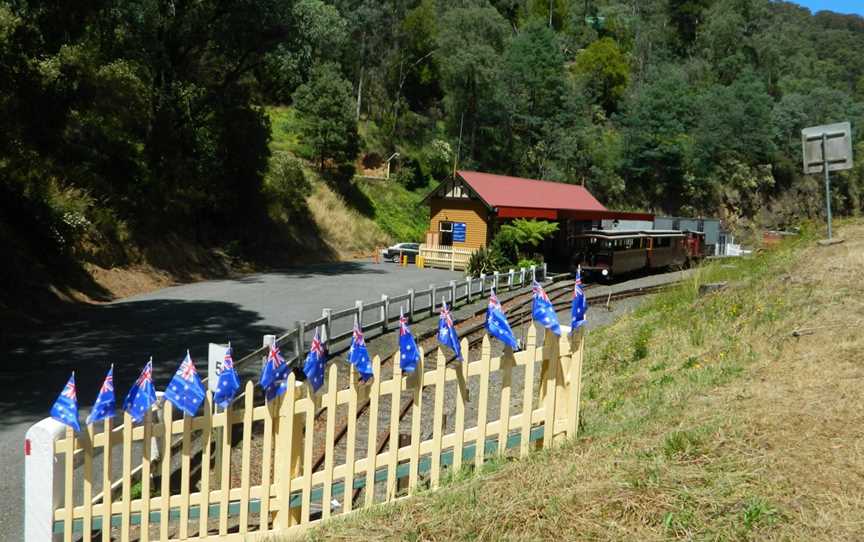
(802, 122), (853, 174)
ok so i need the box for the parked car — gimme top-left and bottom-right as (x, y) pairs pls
(381, 242), (420, 263)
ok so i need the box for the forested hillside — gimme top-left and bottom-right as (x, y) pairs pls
(2, 0), (863, 310)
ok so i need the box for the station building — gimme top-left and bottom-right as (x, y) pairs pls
(422, 170), (652, 266)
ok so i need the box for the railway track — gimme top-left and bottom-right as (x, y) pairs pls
(308, 277), (676, 506)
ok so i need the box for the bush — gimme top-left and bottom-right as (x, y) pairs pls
(490, 219), (559, 266)
(467, 246), (507, 276)
(264, 155), (312, 217)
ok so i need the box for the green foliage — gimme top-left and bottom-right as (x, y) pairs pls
(492, 219), (559, 265)
(499, 219), (559, 249)
(571, 37), (630, 114)
(264, 155), (312, 218)
(355, 179), (429, 242)
(293, 63), (360, 170)
(467, 246), (507, 276)
(261, 0), (347, 102)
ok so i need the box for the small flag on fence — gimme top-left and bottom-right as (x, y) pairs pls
(303, 327), (327, 392)
(214, 343), (240, 409)
(50, 372), (80, 432)
(164, 351), (207, 417)
(259, 341), (288, 391)
(438, 299), (463, 360)
(532, 280), (561, 336)
(399, 307), (420, 373)
(571, 267), (587, 333)
(86, 365), (115, 425)
(348, 319), (374, 381)
(123, 358), (157, 423)
(486, 289), (519, 350)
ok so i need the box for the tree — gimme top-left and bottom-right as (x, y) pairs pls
(435, 5), (510, 159)
(692, 74), (776, 171)
(571, 37), (630, 114)
(262, 0), (348, 102)
(293, 63), (360, 170)
(495, 21), (570, 177)
(667, 0), (712, 53)
(619, 65), (696, 212)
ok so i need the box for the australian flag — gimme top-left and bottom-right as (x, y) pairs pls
(571, 267), (588, 333)
(259, 342), (288, 391)
(486, 289), (519, 350)
(348, 319), (374, 381)
(50, 372), (80, 432)
(164, 351), (207, 417)
(214, 343), (240, 409)
(532, 280), (561, 336)
(303, 327), (328, 392)
(399, 307), (420, 373)
(123, 359), (157, 423)
(86, 365), (115, 425)
(438, 300), (463, 361)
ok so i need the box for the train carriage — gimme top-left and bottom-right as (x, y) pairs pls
(572, 229), (699, 280)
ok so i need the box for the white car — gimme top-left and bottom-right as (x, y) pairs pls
(381, 243), (420, 262)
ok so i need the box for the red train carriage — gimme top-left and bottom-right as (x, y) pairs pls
(571, 229), (702, 280)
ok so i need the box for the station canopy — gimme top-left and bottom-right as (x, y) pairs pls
(427, 171), (652, 222)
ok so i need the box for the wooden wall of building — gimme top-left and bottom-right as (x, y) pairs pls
(428, 198), (490, 249)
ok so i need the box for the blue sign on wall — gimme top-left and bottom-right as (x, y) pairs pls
(453, 222), (466, 242)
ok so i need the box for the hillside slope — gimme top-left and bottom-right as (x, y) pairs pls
(308, 221), (864, 541)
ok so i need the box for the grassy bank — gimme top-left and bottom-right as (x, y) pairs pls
(305, 220), (864, 540)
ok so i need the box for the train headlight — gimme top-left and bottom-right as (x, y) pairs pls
(601, 269), (609, 276)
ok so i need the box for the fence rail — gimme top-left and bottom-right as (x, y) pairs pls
(419, 244), (475, 271)
(44, 324), (582, 541)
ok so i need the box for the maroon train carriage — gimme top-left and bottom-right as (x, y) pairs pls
(571, 229), (702, 280)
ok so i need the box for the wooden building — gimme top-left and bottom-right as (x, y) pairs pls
(423, 170), (652, 266)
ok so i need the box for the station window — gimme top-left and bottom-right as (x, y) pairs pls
(439, 221), (453, 246)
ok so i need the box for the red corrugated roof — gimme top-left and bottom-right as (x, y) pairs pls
(457, 171), (608, 212)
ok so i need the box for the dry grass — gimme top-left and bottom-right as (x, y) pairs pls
(306, 179), (390, 259)
(301, 220), (864, 541)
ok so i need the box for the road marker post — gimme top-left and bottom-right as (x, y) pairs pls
(24, 417), (65, 542)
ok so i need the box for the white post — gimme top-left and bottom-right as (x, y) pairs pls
(508, 269), (515, 291)
(208, 343), (228, 392)
(479, 273), (486, 297)
(449, 280), (457, 306)
(429, 284), (436, 316)
(262, 334), (276, 368)
(408, 289), (415, 320)
(381, 294), (389, 332)
(25, 417), (66, 542)
(322, 309), (332, 343)
(493, 271), (499, 290)
(466, 277), (473, 302)
(355, 300), (364, 329)
(542, 262), (548, 281)
(530, 265), (537, 283)
(520, 267), (526, 287)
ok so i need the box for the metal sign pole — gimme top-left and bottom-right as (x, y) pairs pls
(821, 133), (833, 240)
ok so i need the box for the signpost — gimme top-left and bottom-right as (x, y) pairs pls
(802, 122), (853, 240)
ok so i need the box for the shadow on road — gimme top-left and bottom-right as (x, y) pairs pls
(235, 261), (390, 282)
(0, 298), (275, 426)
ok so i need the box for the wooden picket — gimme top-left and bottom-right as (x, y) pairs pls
(50, 324), (582, 541)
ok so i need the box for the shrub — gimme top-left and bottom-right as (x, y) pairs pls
(264, 155), (312, 217)
(467, 246), (506, 276)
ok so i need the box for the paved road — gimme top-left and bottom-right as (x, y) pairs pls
(0, 260), (461, 541)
